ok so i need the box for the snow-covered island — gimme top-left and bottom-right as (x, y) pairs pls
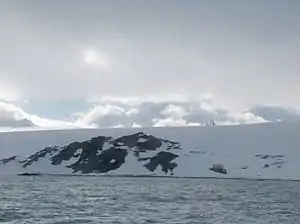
(0, 121), (299, 180)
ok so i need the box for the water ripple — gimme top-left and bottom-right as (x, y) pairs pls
(0, 175), (300, 224)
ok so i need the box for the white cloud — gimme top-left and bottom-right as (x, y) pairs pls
(161, 104), (187, 118)
(0, 1), (300, 109)
(71, 96), (268, 128)
(29, 115), (89, 129)
(152, 117), (187, 127)
(1, 95), (300, 131)
(110, 124), (125, 128)
(154, 104), (200, 127)
(132, 123), (142, 128)
(152, 117), (201, 128)
(0, 77), (22, 102)
(126, 108), (140, 116)
(250, 105), (300, 122)
(187, 122), (202, 127)
(0, 101), (33, 127)
(73, 104), (127, 127)
(0, 101), (91, 130)
(234, 112), (267, 124)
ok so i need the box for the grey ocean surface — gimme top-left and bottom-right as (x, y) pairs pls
(0, 176), (299, 224)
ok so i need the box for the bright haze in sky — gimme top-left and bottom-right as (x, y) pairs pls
(0, 0), (299, 130)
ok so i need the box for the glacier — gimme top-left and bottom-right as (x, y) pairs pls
(0, 121), (300, 180)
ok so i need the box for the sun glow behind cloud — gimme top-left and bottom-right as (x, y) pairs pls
(83, 49), (109, 69)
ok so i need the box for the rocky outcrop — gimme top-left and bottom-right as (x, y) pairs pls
(17, 172), (41, 176)
(1, 132), (181, 175)
(67, 147), (128, 174)
(255, 154), (284, 159)
(255, 154), (285, 169)
(0, 156), (17, 165)
(141, 151), (179, 174)
(22, 147), (59, 168)
(0, 128), (292, 179)
(209, 164), (227, 175)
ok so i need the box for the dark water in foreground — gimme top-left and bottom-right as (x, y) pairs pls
(0, 175), (299, 224)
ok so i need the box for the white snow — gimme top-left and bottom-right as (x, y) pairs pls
(75, 148), (83, 155)
(102, 141), (112, 150)
(137, 137), (147, 143)
(0, 122), (300, 180)
(19, 150), (81, 175)
(0, 157), (24, 174)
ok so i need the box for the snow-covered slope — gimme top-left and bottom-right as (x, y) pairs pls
(0, 122), (300, 180)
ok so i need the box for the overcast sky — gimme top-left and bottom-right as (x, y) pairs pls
(0, 0), (299, 129)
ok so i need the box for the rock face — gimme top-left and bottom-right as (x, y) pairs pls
(209, 164), (227, 175)
(1, 132), (182, 175)
(0, 156), (17, 165)
(17, 172), (41, 176)
(141, 151), (178, 174)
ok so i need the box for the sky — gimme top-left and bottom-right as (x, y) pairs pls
(0, 0), (300, 130)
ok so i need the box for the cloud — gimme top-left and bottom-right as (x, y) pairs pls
(72, 104), (135, 128)
(132, 123), (142, 128)
(72, 96), (267, 128)
(0, 102), (34, 127)
(152, 117), (201, 128)
(29, 115), (88, 130)
(161, 104), (188, 118)
(1, 96), (300, 131)
(0, 101), (90, 130)
(250, 106), (300, 122)
(0, 1), (299, 109)
(153, 104), (201, 127)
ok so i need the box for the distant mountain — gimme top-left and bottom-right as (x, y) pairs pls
(1, 122), (300, 180)
(0, 118), (35, 128)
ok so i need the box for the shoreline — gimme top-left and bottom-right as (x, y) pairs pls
(9, 172), (300, 182)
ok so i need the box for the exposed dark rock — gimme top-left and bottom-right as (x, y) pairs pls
(67, 147), (128, 174)
(51, 136), (111, 166)
(256, 155), (286, 169)
(143, 151), (178, 174)
(114, 132), (180, 152)
(6, 132), (181, 175)
(189, 150), (206, 154)
(262, 161), (285, 169)
(0, 156), (17, 165)
(209, 164), (227, 175)
(17, 172), (41, 176)
(133, 151), (140, 158)
(114, 132), (162, 150)
(22, 147), (59, 168)
(271, 161), (285, 166)
(255, 154), (284, 159)
(240, 165), (248, 170)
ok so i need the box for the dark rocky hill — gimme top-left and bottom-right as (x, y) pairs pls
(1, 132), (181, 175)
